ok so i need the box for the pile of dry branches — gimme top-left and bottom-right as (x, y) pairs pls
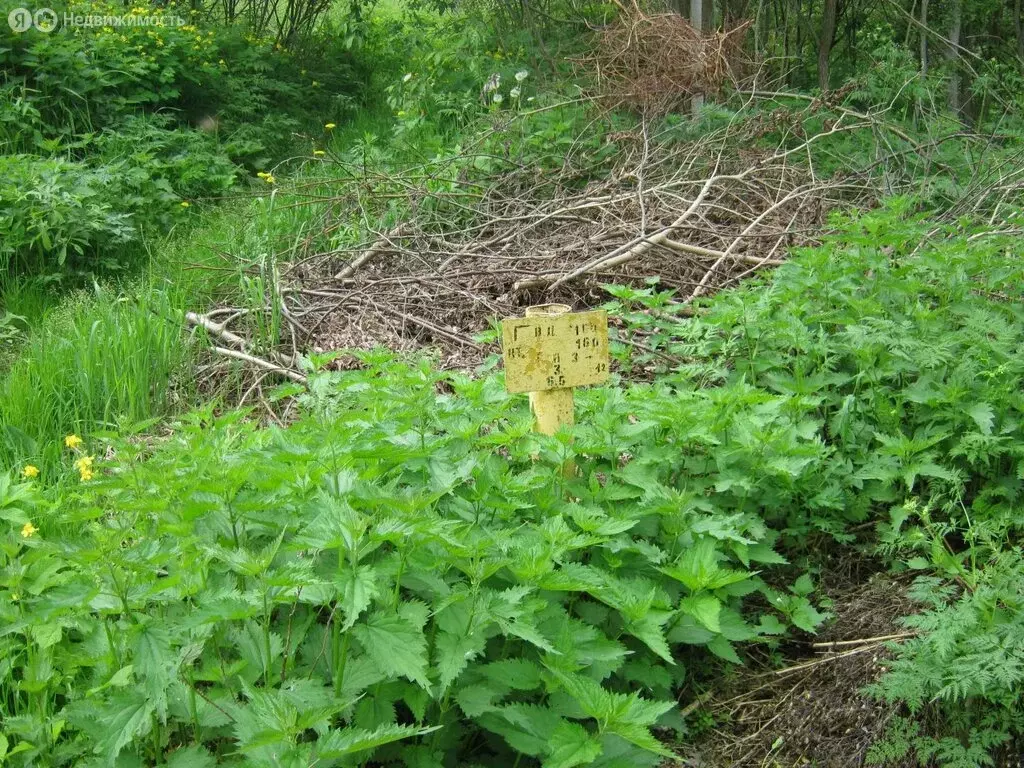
(580, 6), (750, 113)
(205, 105), (881, 377)
(189, 92), (967, 391)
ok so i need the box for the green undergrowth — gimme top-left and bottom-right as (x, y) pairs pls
(0, 198), (286, 474)
(1, 201), (1021, 766)
(608, 199), (1024, 766)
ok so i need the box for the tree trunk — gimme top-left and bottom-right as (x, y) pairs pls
(817, 0), (838, 91)
(1015, 0), (1024, 62)
(944, 0), (962, 114)
(920, 0), (928, 76)
(691, 0), (704, 114)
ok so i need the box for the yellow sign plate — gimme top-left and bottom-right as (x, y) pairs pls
(501, 310), (610, 393)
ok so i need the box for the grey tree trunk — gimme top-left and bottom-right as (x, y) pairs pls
(945, 0), (962, 114)
(920, 0), (929, 76)
(1015, 0), (1024, 61)
(691, 0), (704, 115)
(817, 0), (838, 91)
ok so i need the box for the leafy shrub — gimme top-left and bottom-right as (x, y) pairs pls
(609, 200), (1024, 548)
(0, 352), (819, 766)
(607, 199), (1024, 763)
(0, 155), (135, 274)
(0, 0), (370, 278)
(0, 117), (236, 276)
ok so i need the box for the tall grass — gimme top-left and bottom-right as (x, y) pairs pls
(0, 203), (264, 474)
(0, 286), (193, 470)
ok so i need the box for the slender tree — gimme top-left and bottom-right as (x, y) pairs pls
(920, 0), (929, 75)
(818, 0), (839, 90)
(691, 0), (704, 113)
(1015, 0), (1024, 60)
(945, 0), (962, 113)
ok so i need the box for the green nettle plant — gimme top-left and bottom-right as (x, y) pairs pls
(1, 203), (1023, 766)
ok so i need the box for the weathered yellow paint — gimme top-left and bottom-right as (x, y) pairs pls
(500, 307), (610, 395)
(501, 305), (609, 446)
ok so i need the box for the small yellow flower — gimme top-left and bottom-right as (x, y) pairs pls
(11, 593), (18, 602)
(65, 434), (83, 450)
(219, 59), (225, 65)
(256, 171), (269, 178)
(74, 455), (95, 482)
(21, 522), (38, 539)
(313, 150), (325, 156)
(21, 465), (39, 479)
(324, 122), (335, 130)
(263, 175), (276, 184)
(180, 201), (190, 208)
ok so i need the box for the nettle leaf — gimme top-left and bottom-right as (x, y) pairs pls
(315, 723), (438, 759)
(166, 744), (216, 768)
(659, 538), (719, 592)
(707, 635), (742, 664)
(93, 691), (155, 764)
(434, 628), (488, 693)
(788, 597), (827, 633)
(336, 564), (380, 631)
(354, 610), (431, 688)
(133, 620), (174, 715)
(233, 620), (284, 682)
(482, 659), (543, 691)
(456, 682), (505, 717)
(624, 610), (674, 664)
(476, 703), (564, 757)
(791, 574), (815, 596)
(354, 684), (398, 729)
(233, 680), (344, 752)
(550, 672), (674, 758)
(544, 720), (603, 768)
(679, 594), (721, 633)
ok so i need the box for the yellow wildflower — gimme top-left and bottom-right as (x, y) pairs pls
(324, 122), (336, 130)
(263, 175), (276, 184)
(74, 455), (95, 482)
(218, 59), (225, 65)
(21, 465), (39, 479)
(65, 434), (83, 450)
(313, 150), (325, 156)
(11, 594), (18, 602)
(21, 522), (38, 538)
(180, 201), (190, 208)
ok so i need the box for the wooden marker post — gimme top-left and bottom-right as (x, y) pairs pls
(500, 304), (610, 437)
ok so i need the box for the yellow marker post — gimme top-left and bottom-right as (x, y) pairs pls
(500, 304), (610, 436)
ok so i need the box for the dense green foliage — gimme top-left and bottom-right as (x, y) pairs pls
(0, 0), (369, 278)
(3, 0), (1024, 763)
(2, 204), (1022, 766)
(612, 203), (1024, 765)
